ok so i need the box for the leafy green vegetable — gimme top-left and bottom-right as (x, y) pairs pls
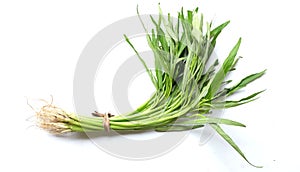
(35, 5), (265, 168)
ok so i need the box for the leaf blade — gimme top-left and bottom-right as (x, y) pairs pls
(213, 90), (265, 109)
(206, 38), (242, 99)
(227, 70), (266, 96)
(124, 35), (158, 88)
(210, 124), (262, 168)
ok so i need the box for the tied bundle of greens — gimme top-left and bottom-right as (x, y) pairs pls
(35, 6), (265, 167)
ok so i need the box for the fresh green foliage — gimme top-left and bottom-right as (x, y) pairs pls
(36, 5), (265, 168)
(211, 124), (263, 168)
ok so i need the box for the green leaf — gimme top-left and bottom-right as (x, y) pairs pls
(227, 70), (266, 96)
(210, 124), (262, 168)
(230, 56), (242, 71)
(187, 10), (193, 24)
(155, 117), (245, 132)
(209, 20), (230, 55)
(197, 60), (218, 92)
(192, 28), (202, 43)
(155, 124), (204, 132)
(180, 117), (246, 127)
(150, 15), (169, 51)
(165, 25), (178, 42)
(206, 38), (242, 98)
(136, 5), (148, 33)
(124, 35), (157, 88)
(213, 90), (265, 108)
(210, 20), (230, 38)
(221, 38), (242, 73)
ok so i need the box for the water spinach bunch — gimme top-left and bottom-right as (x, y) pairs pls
(35, 6), (265, 167)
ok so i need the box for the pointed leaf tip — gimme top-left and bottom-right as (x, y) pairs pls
(211, 124), (263, 168)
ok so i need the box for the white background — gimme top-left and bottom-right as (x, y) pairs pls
(1, 0), (299, 171)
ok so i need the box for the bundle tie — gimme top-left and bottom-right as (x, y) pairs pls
(92, 111), (114, 132)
